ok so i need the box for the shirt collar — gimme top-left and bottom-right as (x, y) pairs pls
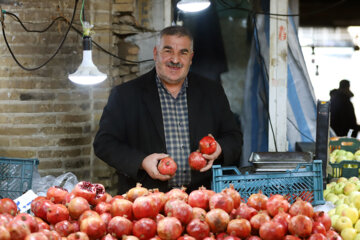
(156, 76), (188, 96)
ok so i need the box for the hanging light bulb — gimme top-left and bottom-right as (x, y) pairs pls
(177, 0), (211, 13)
(68, 36), (107, 85)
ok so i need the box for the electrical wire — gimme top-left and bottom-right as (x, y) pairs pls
(0, 0), (79, 71)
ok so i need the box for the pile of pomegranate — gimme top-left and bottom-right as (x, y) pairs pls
(0, 181), (340, 240)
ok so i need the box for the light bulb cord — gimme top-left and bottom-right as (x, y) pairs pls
(0, 0), (79, 71)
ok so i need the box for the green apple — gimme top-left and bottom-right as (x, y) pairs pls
(335, 198), (346, 206)
(336, 203), (350, 215)
(349, 176), (360, 183)
(346, 152), (355, 161)
(324, 189), (331, 198)
(354, 219), (360, 233)
(338, 177), (348, 183)
(327, 182), (337, 189)
(331, 215), (341, 228)
(334, 182), (346, 194)
(344, 182), (357, 195)
(335, 216), (353, 232)
(342, 227), (357, 240)
(350, 192), (360, 209)
(356, 155), (360, 161)
(355, 150), (360, 156)
(341, 207), (359, 224)
(354, 233), (360, 240)
(326, 193), (339, 204)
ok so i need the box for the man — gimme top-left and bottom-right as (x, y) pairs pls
(93, 26), (243, 194)
(330, 79), (359, 138)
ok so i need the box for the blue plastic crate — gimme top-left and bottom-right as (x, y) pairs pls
(211, 160), (325, 205)
(0, 157), (39, 199)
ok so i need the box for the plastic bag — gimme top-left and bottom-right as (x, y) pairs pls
(313, 201), (335, 213)
(31, 168), (78, 196)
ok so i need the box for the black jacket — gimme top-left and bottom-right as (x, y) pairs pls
(93, 69), (243, 194)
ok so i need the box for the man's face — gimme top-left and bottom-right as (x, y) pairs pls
(153, 34), (194, 86)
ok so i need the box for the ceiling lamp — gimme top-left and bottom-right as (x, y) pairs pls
(68, 36), (107, 85)
(177, 0), (211, 13)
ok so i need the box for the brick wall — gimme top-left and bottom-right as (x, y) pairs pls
(0, 0), (158, 195)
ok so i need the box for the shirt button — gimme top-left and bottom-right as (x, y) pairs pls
(181, 145), (185, 149)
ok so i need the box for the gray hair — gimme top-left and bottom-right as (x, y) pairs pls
(156, 26), (194, 51)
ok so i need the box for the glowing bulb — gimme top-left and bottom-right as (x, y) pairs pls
(177, 0), (211, 13)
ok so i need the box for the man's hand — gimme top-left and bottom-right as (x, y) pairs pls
(200, 140), (222, 172)
(141, 153), (174, 181)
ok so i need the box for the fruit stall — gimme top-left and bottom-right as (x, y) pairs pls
(2, 138), (360, 239)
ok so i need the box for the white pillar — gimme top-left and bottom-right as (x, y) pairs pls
(268, 0), (289, 151)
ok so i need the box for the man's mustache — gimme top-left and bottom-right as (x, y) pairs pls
(167, 62), (183, 68)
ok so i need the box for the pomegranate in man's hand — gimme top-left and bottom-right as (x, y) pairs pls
(199, 136), (217, 154)
(188, 152), (207, 170)
(158, 157), (177, 176)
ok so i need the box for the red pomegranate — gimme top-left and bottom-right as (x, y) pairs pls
(221, 185), (242, 209)
(199, 135), (217, 154)
(14, 213), (39, 233)
(80, 215), (106, 239)
(72, 181), (96, 203)
(110, 198), (133, 220)
(150, 188), (167, 213)
(164, 199), (193, 225)
(90, 183), (107, 206)
(205, 209), (230, 234)
(231, 203), (258, 221)
(247, 190), (268, 211)
(133, 195), (159, 219)
(107, 216), (133, 239)
(186, 218), (210, 240)
(266, 194), (290, 217)
(156, 217), (183, 240)
(46, 203), (69, 225)
(313, 211), (331, 231)
(311, 221), (326, 235)
(259, 220), (287, 240)
(132, 218), (157, 240)
(188, 187), (210, 210)
(178, 235), (196, 240)
(78, 210), (100, 225)
(39, 229), (62, 240)
(209, 193), (234, 214)
(54, 220), (76, 237)
(0, 198), (18, 216)
(126, 183), (149, 202)
(326, 230), (342, 240)
(30, 196), (46, 216)
(227, 219), (251, 239)
(288, 214), (313, 238)
(33, 199), (53, 220)
(68, 196), (90, 220)
(284, 235), (301, 240)
(67, 232), (90, 240)
(7, 218), (31, 240)
(100, 212), (112, 227)
(34, 217), (50, 230)
(63, 192), (77, 205)
(166, 187), (188, 202)
(249, 212), (271, 234)
(94, 201), (111, 215)
(288, 198), (314, 218)
(46, 186), (69, 204)
(102, 233), (117, 240)
(188, 152), (207, 171)
(192, 207), (207, 221)
(308, 233), (327, 240)
(24, 232), (48, 240)
(158, 157), (177, 176)
(272, 210), (291, 230)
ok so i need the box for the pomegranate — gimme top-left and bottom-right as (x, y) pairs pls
(166, 187), (188, 202)
(223, 236), (241, 240)
(72, 181), (96, 203)
(68, 196), (91, 220)
(14, 213), (39, 233)
(150, 188), (167, 213)
(164, 199), (193, 225)
(249, 212), (271, 234)
(123, 236), (140, 240)
(186, 218), (210, 240)
(209, 193), (234, 214)
(100, 212), (112, 227)
(67, 232), (90, 240)
(126, 183), (149, 202)
(313, 211), (331, 231)
(188, 152), (207, 171)
(288, 214), (313, 238)
(231, 203), (258, 221)
(30, 196), (46, 216)
(259, 220), (286, 240)
(192, 207), (207, 221)
(63, 191), (77, 205)
(311, 221), (326, 236)
(94, 201), (111, 215)
(246, 236), (262, 240)
(155, 213), (165, 223)
(132, 218), (157, 240)
(199, 135), (217, 154)
(133, 195), (159, 219)
(158, 157), (177, 176)
(7, 218), (31, 240)
(188, 187), (210, 210)
(284, 235), (301, 240)
(78, 210), (100, 225)
(107, 216), (133, 238)
(0, 225), (10, 240)
(266, 194), (290, 217)
(46, 203), (69, 225)
(227, 219), (251, 239)
(205, 209), (230, 234)
(24, 232), (48, 240)
(221, 184), (242, 209)
(80, 215), (106, 239)
(104, 192), (112, 203)
(102, 233), (117, 240)
(54, 220), (76, 237)
(157, 217), (183, 240)
(39, 229), (62, 240)
(246, 190), (268, 211)
(35, 217), (50, 230)
(216, 232), (228, 240)
(90, 183), (107, 206)
(308, 233), (327, 240)
(110, 198), (133, 220)
(178, 235), (196, 240)
(0, 198), (18, 216)
(33, 199), (53, 220)
(288, 198), (314, 218)
(46, 186), (69, 204)
(272, 210), (291, 230)
(326, 230), (342, 240)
